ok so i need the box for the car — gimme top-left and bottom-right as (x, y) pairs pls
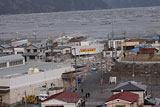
(91, 66), (98, 71)
(38, 94), (48, 101)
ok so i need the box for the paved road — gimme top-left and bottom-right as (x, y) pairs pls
(77, 70), (116, 107)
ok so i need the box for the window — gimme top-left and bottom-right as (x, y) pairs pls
(29, 56), (35, 59)
(9, 60), (23, 66)
(27, 49), (30, 52)
(0, 62), (7, 68)
(66, 50), (69, 53)
(33, 49), (37, 52)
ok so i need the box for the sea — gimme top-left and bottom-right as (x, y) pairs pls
(0, 6), (160, 39)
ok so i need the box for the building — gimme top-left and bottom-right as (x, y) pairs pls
(41, 90), (82, 107)
(69, 36), (87, 46)
(121, 38), (147, 55)
(105, 91), (139, 107)
(54, 46), (71, 55)
(23, 43), (46, 61)
(0, 54), (74, 105)
(0, 54), (25, 69)
(62, 65), (88, 90)
(112, 81), (147, 106)
(0, 45), (13, 55)
(108, 37), (125, 49)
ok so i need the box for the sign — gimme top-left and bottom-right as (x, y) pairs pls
(109, 77), (116, 84)
(80, 48), (96, 52)
(77, 78), (83, 84)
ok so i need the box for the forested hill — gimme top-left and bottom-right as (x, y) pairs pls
(0, 0), (108, 15)
(1, 0), (160, 15)
(104, 0), (160, 8)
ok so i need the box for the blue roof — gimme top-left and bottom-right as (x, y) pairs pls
(135, 44), (152, 48)
(130, 47), (139, 52)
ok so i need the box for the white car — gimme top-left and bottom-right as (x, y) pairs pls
(38, 94), (48, 101)
(91, 66), (97, 71)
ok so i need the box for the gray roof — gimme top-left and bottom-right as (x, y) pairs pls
(144, 98), (156, 105)
(112, 81), (147, 92)
(0, 54), (24, 63)
(54, 46), (71, 50)
(0, 61), (71, 78)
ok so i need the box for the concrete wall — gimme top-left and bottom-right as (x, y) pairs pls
(14, 48), (25, 54)
(41, 99), (78, 107)
(106, 101), (138, 107)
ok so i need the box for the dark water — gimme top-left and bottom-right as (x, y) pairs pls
(0, 6), (160, 39)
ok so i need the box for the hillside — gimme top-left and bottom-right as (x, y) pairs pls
(104, 0), (160, 8)
(0, 0), (108, 15)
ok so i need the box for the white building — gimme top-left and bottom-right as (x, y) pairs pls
(108, 37), (125, 49)
(0, 55), (74, 105)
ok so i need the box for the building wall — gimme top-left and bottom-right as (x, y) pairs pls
(25, 45), (39, 53)
(108, 40), (124, 49)
(106, 102), (131, 107)
(144, 105), (152, 107)
(0, 58), (25, 69)
(54, 48), (71, 55)
(121, 41), (139, 54)
(41, 99), (78, 107)
(14, 48), (25, 54)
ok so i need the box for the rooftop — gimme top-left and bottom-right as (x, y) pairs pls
(54, 46), (71, 50)
(0, 54), (24, 63)
(126, 38), (147, 43)
(69, 36), (87, 42)
(112, 81), (147, 92)
(105, 91), (139, 103)
(108, 37), (125, 40)
(0, 61), (72, 78)
(42, 90), (80, 103)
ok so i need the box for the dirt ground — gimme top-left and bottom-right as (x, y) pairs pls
(122, 54), (160, 61)
(103, 70), (160, 98)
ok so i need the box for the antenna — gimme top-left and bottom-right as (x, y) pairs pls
(111, 16), (114, 58)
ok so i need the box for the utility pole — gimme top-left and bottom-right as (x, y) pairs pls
(73, 48), (78, 91)
(100, 52), (103, 93)
(24, 91), (27, 107)
(122, 31), (126, 55)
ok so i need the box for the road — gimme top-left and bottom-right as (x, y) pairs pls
(77, 70), (116, 107)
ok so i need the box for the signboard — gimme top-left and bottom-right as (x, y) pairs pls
(77, 78), (83, 84)
(109, 77), (116, 84)
(80, 48), (96, 52)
